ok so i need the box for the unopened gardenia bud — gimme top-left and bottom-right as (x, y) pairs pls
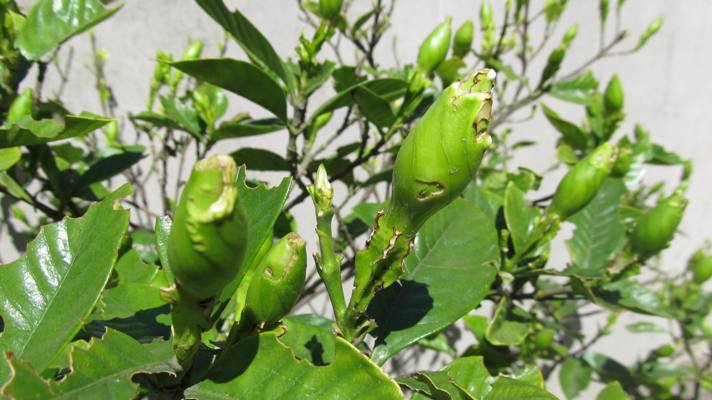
(604, 74), (624, 114)
(417, 17), (452, 75)
(549, 142), (617, 220)
(243, 233), (307, 324)
(452, 20), (474, 57)
(168, 155), (248, 299)
(307, 164), (333, 217)
(630, 188), (687, 260)
(388, 69), (495, 235)
(319, 0), (342, 19)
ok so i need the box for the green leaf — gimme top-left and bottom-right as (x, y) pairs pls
(0, 189), (130, 384)
(0, 356), (53, 399)
(596, 381), (629, 400)
(0, 114), (112, 148)
(209, 118), (284, 143)
(160, 97), (202, 138)
(97, 250), (167, 320)
(353, 87), (395, 128)
(541, 104), (588, 150)
(635, 17), (663, 50)
(185, 328), (402, 399)
(217, 168), (291, 303)
(504, 182), (540, 256)
(171, 58), (287, 121)
(0, 148), (21, 171)
(485, 298), (532, 346)
(584, 353), (635, 391)
(311, 78), (408, 122)
(445, 357), (492, 399)
(594, 279), (672, 317)
(15, 0), (122, 60)
(194, 0), (295, 90)
(369, 199), (499, 365)
(0, 172), (31, 203)
(280, 315), (336, 365)
(231, 148), (289, 171)
(486, 377), (557, 400)
(154, 216), (174, 284)
(559, 357), (592, 400)
(1, 329), (176, 399)
(565, 179), (626, 276)
(77, 146), (144, 187)
(549, 71), (599, 105)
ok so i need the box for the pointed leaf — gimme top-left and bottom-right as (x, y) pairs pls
(185, 329), (402, 399)
(311, 78), (408, 122)
(15, 0), (122, 60)
(504, 182), (540, 256)
(549, 71), (599, 105)
(369, 199), (499, 365)
(485, 298), (532, 346)
(230, 148), (289, 171)
(160, 97), (202, 138)
(541, 104), (588, 150)
(559, 357), (592, 400)
(565, 179), (626, 277)
(171, 58), (287, 121)
(209, 118), (284, 143)
(596, 381), (629, 400)
(194, 0), (295, 90)
(353, 87), (395, 128)
(0, 188), (130, 384)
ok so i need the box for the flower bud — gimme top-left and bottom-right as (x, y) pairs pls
(181, 40), (204, 61)
(388, 69), (495, 235)
(480, 2), (496, 52)
(688, 249), (712, 284)
(417, 17), (452, 75)
(168, 155), (248, 299)
(243, 233), (307, 324)
(630, 189), (687, 260)
(307, 164), (333, 217)
(549, 142), (616, 220)
(611, 138), (633, 178)
(604, 74), (624, 114)
(452, 19), (474, 57)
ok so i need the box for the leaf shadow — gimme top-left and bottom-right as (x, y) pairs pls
(368, 280), (434, 344)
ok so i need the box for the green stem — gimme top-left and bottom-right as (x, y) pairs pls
(314, 210), (348, 333)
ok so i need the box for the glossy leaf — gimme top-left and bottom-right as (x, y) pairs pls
(369, 199), (499, 365)
(594, 279), (672, 317)
(504, 182), (540, 256)
(129, 112), (182, 131)
(77, 146), (145, 187)
(446, 357), (492, 399)
(154, 216), (174, 283)
(1, 329), (175, 399)
(231, 148), (289, 171)
(171, 59), (287, 121)
(280, 315), (336, 365)
(185, 328), (402, 399)
(549, 71), (599, 105)
(541, 104), (588, 150)
(217, 168), (291, 303)
(0, 114), (112, 148)
(0, 356), (54, 399)
(195, 0), (295, 90)
(0, 187), (130, 384)
(15, 0), (122, 60)
(559, 357), (592, 400)
(565, 179), (626, 277)
(209, 118), (284, 143)
(97, 250), (167, 320)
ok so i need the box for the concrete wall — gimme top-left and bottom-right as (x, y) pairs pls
(8, 0), (712, 396)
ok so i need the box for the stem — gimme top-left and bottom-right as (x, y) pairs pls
(313, 208), (348, 332)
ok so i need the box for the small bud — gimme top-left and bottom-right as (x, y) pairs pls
(319, 0), (343, 20)
(452, 19), (474, 57)
(630, 188), (687, 260)
(604, 74), (624, 114)
(688, 249), (712, 284)
(549, 142), (617, 220)
(308, 164), (334, 217)
(417, 17), (452, 75)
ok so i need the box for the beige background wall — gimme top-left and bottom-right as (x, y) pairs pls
(7, 0), (712, 396)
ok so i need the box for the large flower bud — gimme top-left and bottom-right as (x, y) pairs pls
(417, 17), (452, 75)
(168, 155), (248, 299)
(388, 69), (495, 235)
(631, 189), (687, 260)
(243, 233), (307, 324)
(549, 142), (617, 220)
